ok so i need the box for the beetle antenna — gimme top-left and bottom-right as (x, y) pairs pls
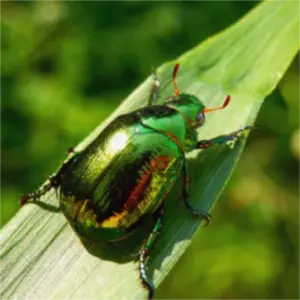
(172, 63), (180, 96)
(204, 95), (231, 114)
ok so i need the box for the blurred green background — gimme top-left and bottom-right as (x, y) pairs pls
(1, 1), (299, 299)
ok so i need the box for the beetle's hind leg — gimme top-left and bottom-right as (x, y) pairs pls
(139, 204), (164, 299)
(182, 159), (212, 226)
(147, 70), (161, 106)
(20, 150), (79, 206)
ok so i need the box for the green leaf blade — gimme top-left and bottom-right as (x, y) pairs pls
(1, 1), (299, 299)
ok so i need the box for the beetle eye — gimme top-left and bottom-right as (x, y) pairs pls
(197, 113), (204, 121)
(196, 112), (205, 127)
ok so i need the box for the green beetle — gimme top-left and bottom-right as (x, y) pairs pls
(21, 64), (250, 299)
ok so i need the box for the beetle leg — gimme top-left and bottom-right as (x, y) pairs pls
(20, 151), (79, 206)
(67, 147), (76, 154)
(139, 205), (164, 300)
(147, 70), (161, 106)
(182, 159), (212, 225)
(197, 126), (252, 149)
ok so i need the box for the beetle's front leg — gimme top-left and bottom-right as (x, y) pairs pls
(20, 150), (79, 205)
(197, 126), (252, 149)
(182, 159), (211, 225)
(147, 71), (161, 106)
(139, 205), (164, 299)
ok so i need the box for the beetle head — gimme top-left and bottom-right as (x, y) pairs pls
(166, 63), (230, 129)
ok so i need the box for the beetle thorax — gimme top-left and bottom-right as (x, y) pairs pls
(165, 93), (206, 151)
